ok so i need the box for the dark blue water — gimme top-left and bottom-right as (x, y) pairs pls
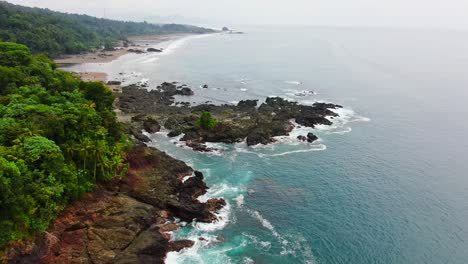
(72, 26), (468, 263)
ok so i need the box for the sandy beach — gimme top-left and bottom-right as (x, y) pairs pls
(54, 33), (194, 66)
(55, 33), (197, 83)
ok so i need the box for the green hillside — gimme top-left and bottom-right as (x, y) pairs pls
(0, 1), (214, 56)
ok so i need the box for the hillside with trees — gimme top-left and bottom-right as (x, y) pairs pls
(0, 41), (130, 247)
(0, 1), (215, 56)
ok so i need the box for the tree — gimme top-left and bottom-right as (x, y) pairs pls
(197, 112), (218, 130)
(0, 41), (130, 247)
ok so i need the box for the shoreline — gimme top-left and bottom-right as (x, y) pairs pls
(5, 146), (225, 263)
(55, 33), (203, 83)
(54, 33), (195, 65)
(4, 33), (227, 264)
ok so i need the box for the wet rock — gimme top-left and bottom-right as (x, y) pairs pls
(130, 127), (151, 142)
(119, 83), (343, 151)
(159, 223), (180, 232)
(178, 87), (194, 96)
(167, 130), (182, 137)
(168, 240), (195, 252)
(307, 132), (318, 143)
(128, 48), (145, 54)
(185, 141), (213, 152)
(143, 117), (161, 133)
(202, 84), (209, 88)
(147, 48), (163, 52)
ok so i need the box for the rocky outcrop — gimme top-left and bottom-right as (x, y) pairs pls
(118, 83), (342, 151)
(307, 132), (318, 143)
(147, 48), (163, 52)
(128, 49), (145, 54)
(6, 146), (225, 263)
(143, 117), (161, 133)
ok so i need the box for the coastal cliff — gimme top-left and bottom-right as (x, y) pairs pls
(5, 145), (225, 263)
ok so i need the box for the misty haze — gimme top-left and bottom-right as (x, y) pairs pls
(1, 1), (467, 264)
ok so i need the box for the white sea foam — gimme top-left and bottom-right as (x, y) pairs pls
(182, 171), (195, 183)
(236, 194), (245, 207)
(166, 232), (242, 263)
(165, 235), (221, 264)
(240, 88), (248, 92)
(244, 208), (293, 255)
(243, 257), (255, 264)
(194, 202), (231, 232)
(243, 233), (272, 250)
(198, 183), (242, 203)
(141, 57), (159, 64)
(162, 34), (216, 55)
(284, 80), (302, 85)
(257, 146), (327, 157)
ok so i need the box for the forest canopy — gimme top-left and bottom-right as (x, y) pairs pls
(0, 42), (130, 247)
(0, 1), (215, 56)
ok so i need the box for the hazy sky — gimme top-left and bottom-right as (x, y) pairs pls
(6, 0), (468, 29)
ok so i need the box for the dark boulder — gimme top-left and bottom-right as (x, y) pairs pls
(307, 132), (318, 143)
(147, 48), (163, 52)
(129, 127), (151, 142)
(177, 87), (194, 96)
(143, 117), (161, 133)
(202, 84), (209, 89)
(167, 130), (182, 137)
(168, 240), (195, 252)
(128, 48), (145, 54)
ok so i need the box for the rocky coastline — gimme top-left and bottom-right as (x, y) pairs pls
(120, 82), (343, 152)
(5, 145), (225, 263)
(4, 80), (342, 263)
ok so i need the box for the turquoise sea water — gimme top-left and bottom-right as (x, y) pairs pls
(69, 26), (468, 263)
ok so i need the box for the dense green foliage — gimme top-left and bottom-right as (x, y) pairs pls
(0, 1), (214, 56)
(0, 42), (130, 246)
(197, 112), (218, 130)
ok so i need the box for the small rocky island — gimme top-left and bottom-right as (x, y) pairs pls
(120, 82), (342, 152)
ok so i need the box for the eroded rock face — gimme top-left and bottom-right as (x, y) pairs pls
(6, 147), (225, 264)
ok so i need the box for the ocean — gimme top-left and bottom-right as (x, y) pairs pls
(67, 26), (468, 263)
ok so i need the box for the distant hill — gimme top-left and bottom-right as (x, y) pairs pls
(0, 1), (215, 56)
